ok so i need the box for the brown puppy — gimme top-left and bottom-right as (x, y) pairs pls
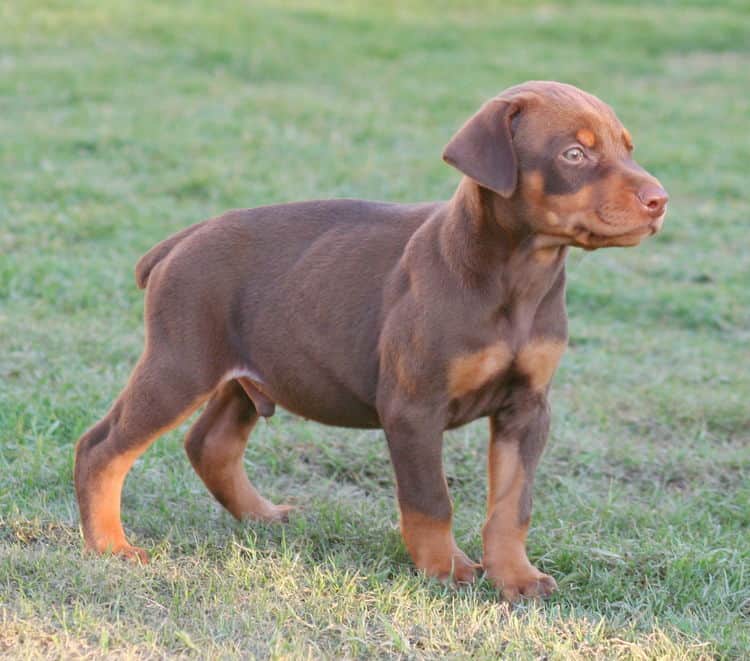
(74, 81), (668, 601)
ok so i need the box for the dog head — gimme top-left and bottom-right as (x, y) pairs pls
(443, 81), (668, 249)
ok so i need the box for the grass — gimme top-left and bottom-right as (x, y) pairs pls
(1, 0), (749, 657)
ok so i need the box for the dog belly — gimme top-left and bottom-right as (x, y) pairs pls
(260, 375), (381, 429)
(277, 395), (381, 429)
(241, 294), (385, 428)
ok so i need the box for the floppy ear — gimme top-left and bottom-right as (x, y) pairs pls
(442, 98), (520, 198)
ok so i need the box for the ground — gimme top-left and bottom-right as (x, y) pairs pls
(1, 0), (749, 658)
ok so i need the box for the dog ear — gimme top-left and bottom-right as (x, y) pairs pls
(442, 98), (520, 198)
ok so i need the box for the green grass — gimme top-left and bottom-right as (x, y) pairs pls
(1, 0), (749, 657)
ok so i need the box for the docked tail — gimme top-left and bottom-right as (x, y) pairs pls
(134, 221), (206, 289)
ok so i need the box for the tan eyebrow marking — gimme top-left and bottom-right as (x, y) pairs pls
(576, 128), (596, 148)
(622, 128), (634, 151)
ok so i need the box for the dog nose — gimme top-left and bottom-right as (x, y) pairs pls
(637, 185), (669, 217)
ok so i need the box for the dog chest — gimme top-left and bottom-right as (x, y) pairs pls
(447, 338), (566, 400)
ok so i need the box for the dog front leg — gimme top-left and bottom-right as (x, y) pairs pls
(482, 402), (557, 601)
(383, 412), (479, 583)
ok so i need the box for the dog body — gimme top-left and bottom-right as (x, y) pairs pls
(134, 197), (564, 430)
(75, 81), (667, 600)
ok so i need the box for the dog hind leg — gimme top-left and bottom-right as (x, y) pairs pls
(74, 351), (212, 561)
(184, 380), (293, 522)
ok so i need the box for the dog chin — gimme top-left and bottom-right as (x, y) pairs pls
(577, 227), (653, 250)
(576, 211), (664, 249)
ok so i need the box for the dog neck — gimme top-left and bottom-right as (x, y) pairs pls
(440, 178), (568, 293)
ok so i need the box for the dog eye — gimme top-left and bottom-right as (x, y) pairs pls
(562, 147), (585, 163)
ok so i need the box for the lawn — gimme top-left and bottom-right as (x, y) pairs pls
(1, 0), (749, 657)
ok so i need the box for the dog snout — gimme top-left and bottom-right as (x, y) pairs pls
(636, 184), (669, 218)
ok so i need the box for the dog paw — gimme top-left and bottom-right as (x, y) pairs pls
(266, 503), (295, 523)
(243, 502), (296, 523)
(447, 550), (482, 584)
(421, 547), (481, 585)
(87, 542), (150, 564)
(488, 567), (557, 602)
(118, 544), (150, 564)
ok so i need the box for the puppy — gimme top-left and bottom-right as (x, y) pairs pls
(75, 81), (667, 601)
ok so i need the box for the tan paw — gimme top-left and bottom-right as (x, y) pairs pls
(264, 503), (295, 523)
(446, 549), (482, 584)
(488, 566), (557, 602)
(117, 544), (150, 564)
(87, 541), (149, 564)
(243, 502), (296, 523)
(419, 546), (481, 585)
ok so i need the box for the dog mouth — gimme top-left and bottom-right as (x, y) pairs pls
(576, 209), (663, 249)
(578, 224), (657, 249)
(536, 210), (663, 251)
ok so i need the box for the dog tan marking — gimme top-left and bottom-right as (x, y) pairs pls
(483, 438), (556, 601)
(533, 242), (564, 265)
(524, 173), (597, 234)
(622, 128), (634, 150)
(400, 507), (479, 583)
(576, 128), (596, 148)
(484, 520), (555, 601)
(78, 389), (208, 561)
(486, 437), (523, 510)
(523, 170), (545, 206)
(549, 184), (594, 216)
(395, 353), (419, 396)
(516, 339), (566, 391)
(198, 446), (287, 521)
(448, 341), (513, 398)
(86, 448), (144, 558)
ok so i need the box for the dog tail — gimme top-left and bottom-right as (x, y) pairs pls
(135, 221), (205, 289)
